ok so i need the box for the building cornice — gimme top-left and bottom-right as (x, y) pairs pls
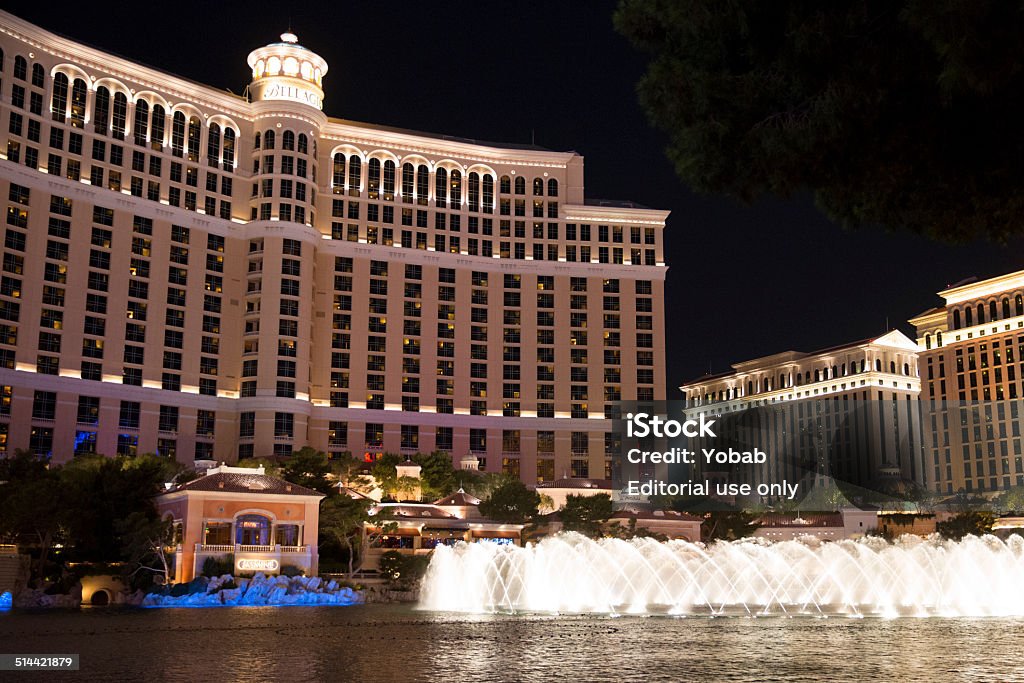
(321, 120), (579, 169)
(940, 270), (1024, 305)
(0, 10), (253, 120)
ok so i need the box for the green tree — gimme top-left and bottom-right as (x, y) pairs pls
(0, 466), (65, 582)
(479, 479), (540, 524)
(560, 493), (614, 538)
(936, 511), (995, 540)
(615, 0), (1024, 242)
(995, 486), (1024, 514)
(413, 451), (458, 499)
(370, 453), (402, 499)
(319, 494), (373, 576)
(236, 457), (281, 476)
(699, 511), (761, 543)
(116, 511), (175, 587)
(57, 453), (177, 563)
(280, 447), (334, 494)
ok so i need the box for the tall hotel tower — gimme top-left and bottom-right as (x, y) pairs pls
(0, 12), (668, 485)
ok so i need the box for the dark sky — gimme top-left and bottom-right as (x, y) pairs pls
(9, 0), (1020, 390)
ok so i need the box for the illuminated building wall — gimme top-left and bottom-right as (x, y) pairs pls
(679, 331), (924, 494)
(911, 270), (1024, 495)
(0, 11), (668, 486)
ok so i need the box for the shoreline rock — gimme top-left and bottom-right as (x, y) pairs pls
(142, 573), (364, 607)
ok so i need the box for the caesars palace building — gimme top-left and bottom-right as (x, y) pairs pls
(0, 11), (668, 484)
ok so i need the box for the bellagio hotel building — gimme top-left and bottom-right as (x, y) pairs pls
(0, 12), (668, 484)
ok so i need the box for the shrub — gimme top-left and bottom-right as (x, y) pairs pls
(201, 554), (234, 578)
(378, 550), (429, 588)
(279, 564), (304, 577)
(377, 550), (405, 582)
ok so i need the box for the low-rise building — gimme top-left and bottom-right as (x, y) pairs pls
(607, 509), (703, 541)
(536, 477), (616, 513)
(363, 495), (524, 570)
(752, 508), (877, 541)
(155, 464), (324, 582)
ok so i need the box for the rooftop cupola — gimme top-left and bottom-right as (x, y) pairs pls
(247, 31), (328, 111)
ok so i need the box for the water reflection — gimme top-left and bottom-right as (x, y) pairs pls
(1, 606), (1023, 682)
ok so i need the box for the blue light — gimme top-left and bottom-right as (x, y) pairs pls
(0, 591), (12, 609)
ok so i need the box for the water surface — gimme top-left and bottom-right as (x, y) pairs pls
(2, 605), (1022, 681)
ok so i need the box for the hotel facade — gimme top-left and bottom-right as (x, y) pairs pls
(678, 331), (925, 496)
(0, 12), (668, 485)
(910, 271), (1024, 495)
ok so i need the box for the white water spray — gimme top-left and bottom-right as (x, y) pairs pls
(419, 533), (1024, 617)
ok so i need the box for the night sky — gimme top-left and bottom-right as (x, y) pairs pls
(9, 0), (1021, 390)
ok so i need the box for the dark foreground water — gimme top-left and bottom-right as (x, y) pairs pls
(2, 605), (1023, 682)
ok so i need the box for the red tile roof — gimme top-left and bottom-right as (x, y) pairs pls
(170, 472), (323, 497)
(536, 478), (614, 490)
(754, 512), (844, 528)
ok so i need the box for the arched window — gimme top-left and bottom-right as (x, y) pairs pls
(133, 100), (149, 145)
(282, 130), (295, 151)
(977, 303), (985, 324)
(814, 369), (820, 382)
(32, 63), (44, 87)
(416, 165), (429, 205)
(1018, 294), (1024, 316)
(263, 129), (275, 149)
(51, 72), (69, 122)
(297, 133), (308, 154)
(904, 362), (910, 376)
(151, 104), (166, 149)
(435, 167), (448, 207)
(965, 307), (973, 326)
(500, 175), (511, 194)
(254, 131), (261, 150)
(875, 359), (882, 372)
(401, 163), (414, 200)
(925, 333), (932, 350)
(779, 374), (785, 389)
(70, 78), (87, 128)
(450, 170), (462, 206)
(468, 172), (480, 212)
(763, 378), (770, 392)
(93, 86), (110, 134)
(382, 160), (396, 200)
(332, 153), (345, 191)
(533, 177), (544, 196)
(548, 178), (559, 197)
(890, 360), (896, 374)
(832, 365), (838, 378)
(14, 55), (26, 80)
(112, 92), (128, 139)
(348, 155), (361, 197)
(747, 380), (753, 395)
(514, 176), (525, 195)
(171, 111), (186, 156)
(990, 300), (998, 321)
(223, 128), (236, 171)
(953, 309), (961, 329)
(482, 174), (494, 213)
(207, 123), (221, 167)
(235, 514), (271, 546)
(368, 158), (381, 199)
(187, 116), (201, 161)
(1003, 298), (1011, 319)
(936, 332), (942, 347)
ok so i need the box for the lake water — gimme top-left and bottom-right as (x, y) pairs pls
(2, 605), (1023, 681)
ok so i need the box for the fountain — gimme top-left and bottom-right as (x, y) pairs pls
(420, 533), (1024, 617)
